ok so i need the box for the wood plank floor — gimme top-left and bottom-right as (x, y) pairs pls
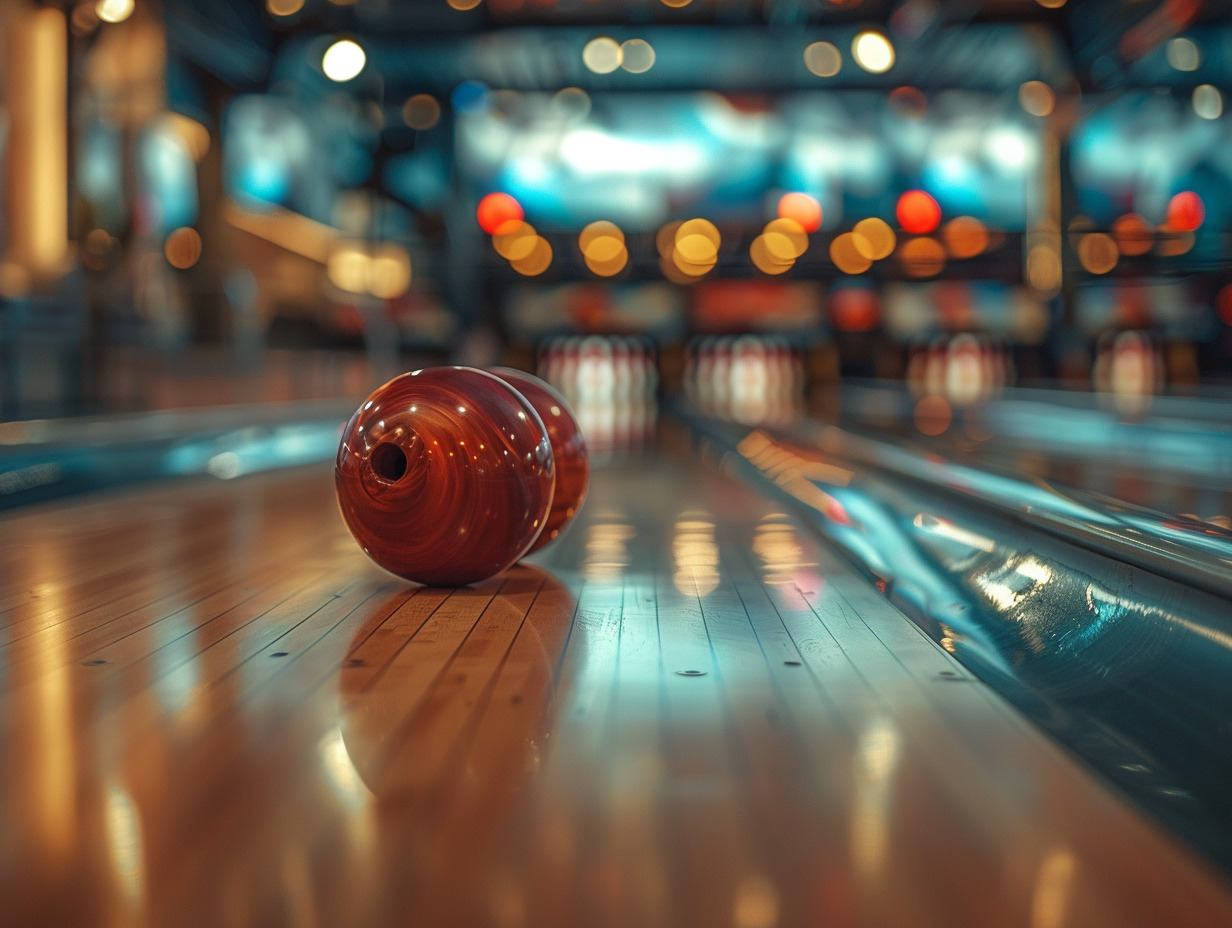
(2, 442), (1231, 927)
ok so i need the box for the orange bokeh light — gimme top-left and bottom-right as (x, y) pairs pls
(1166, 191), (1204, 232)
(896, 190), (941, 234)
(777, 193), (822, 233)
(476, 193), (524, 234)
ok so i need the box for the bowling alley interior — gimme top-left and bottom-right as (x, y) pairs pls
(7, 0), (1232, 925)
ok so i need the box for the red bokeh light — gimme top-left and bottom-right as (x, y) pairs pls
(777, 192), (822, 233)
(1217, 283), (1232, 327)
(896, 190), (941, 234)
(1166, 191), (1204, 233)
(476, 192), (524, 234)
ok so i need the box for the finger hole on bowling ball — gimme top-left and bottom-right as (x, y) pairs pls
(370, 442), (408, 483)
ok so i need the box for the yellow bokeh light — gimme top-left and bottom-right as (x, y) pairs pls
(676, 218), (721, 249)
(656, 221), (682, 258)
(852, 218), (896, 260)
(266, 0), (305, 15)
(660, 253), (699, 284)
(583, 37), (622, 74)
(830, 233), (873, 274)
(750, 236), (793, 275)
(582, 235), (624, 264)
(322, 39), (366, 82)
(585, 245), (628, 277)
(96, 0), (134, 24)
(804, 41), (841, 78)
(164, 227), (202, 270)
(493, 221), (538, 261)
(1076, 232), (1118, 274)
(1018, 80), (1055, 117)
(580, 220), (625, 252)
(328, 244), (368, 293)
(941, 217), (988, 259)
(446, 0), (483, 9)
(402, 94), (441, 130)
(676, 234), (718, 264)
(369, 244), (412, 299)
(660, 0), (693, 7)
(852, 31), (894, 74)
(511, 237), (553, 276)
(621, 39), (655, 74)
(898, 237), (947, 277)
(763, 218), (808, 258)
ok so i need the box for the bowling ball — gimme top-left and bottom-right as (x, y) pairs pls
(335, 367), (555, 586)
(489, 367), (589, 553)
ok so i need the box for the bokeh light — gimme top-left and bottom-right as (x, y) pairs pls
(322, 39), (366, 82)
(852, 31), (895, 74)
(1166, 36), (1201, 71)
(852, 218), (896, 260)
(580, 220), (624, 253)
(898, 237), (947, 277)
(510, 237), (553, 276)
(1018, 81), (1055, 117)
(328, 244), (368, 293)
(1157, 231), (1195, 257)
(402, 94), (441, 130)
(266, 0), (305, 14)
(896, 190), (941, 234)
(941, 217), (988, 259)
(762, 218), (809, 261)
(1193, 84), (1223, 120)
(580, 222), (627, 276)
(95, 0), (134, 24)
(1167, 191), (1204, 232)
(750, 236), (793, 275)
(830, 233), (872, 275)
(164, 228), (202, 270)
(477, 193), (524, 234)
(621, 39), (655, 73)
(368, 245), (412, 299)
(672, 219), (720, 277)
(583, 37), (622, 74)
(1216, 284), (1232, 327)
(1111, 214), (1152, 256)
(777, 193), (822, 233)
(804, 42), (841, 78)
(1077, 232), (1118, 274)
(493, 221), (538, 260)
(446, 0), (483, 9)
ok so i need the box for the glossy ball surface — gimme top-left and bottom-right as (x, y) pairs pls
(490, 368), (589, 553)
(335, 367), (555, 586)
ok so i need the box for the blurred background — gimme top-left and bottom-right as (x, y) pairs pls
(2, 0), (1232, 448)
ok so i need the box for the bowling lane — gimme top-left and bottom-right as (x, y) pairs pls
(2, 442), (1231, 927)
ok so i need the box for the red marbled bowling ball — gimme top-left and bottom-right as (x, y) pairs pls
(489, 367), (589, 554)
(335, 367), (555, 586)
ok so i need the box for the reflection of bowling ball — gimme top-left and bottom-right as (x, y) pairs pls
(335, 367), (555, 586)
(489, 367), (588, 553)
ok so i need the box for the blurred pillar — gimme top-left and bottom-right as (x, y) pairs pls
(2, 2), (69, 281)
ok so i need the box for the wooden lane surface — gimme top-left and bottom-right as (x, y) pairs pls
(2, 452), (1232, 927)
